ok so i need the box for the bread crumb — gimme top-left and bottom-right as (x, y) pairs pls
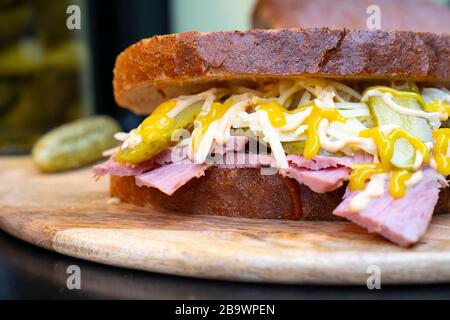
(107, 197), (121, 205)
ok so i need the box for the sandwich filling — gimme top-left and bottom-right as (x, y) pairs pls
(95, 78), (450, 246)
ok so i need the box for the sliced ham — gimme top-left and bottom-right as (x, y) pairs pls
(286, 152), (372, 171)
(160, 136), (249, 162)
(333, 168), (443, 247)
(93, 157), (157, 177)
(217, 152), (275, 169)
(280, 166), (351, 193)
(94, 135), (370, 197)
(95, 151), (360, 195)
(218, 152), (371, 170)
(93, 136), (248, 177)
(134, 158), (349, 196)
(153, 147), (185, 165)
(212, 136), (249, 155)
(135, 162), (210, 196)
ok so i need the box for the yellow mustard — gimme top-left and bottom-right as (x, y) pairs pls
(432, 128), (450, 176)
(390, 170), (413, 198)
(191, 99), (234, 152)
(139, 99), (178, 138)
(349, 163), (385, 191)
(425, 100), (450, 118)
(116, 99), (178, 164)
(349, 127), (429, 198)
(256, 101), (346, 159)
(257, 101), (289, 127)
(303, 107), (346, 159)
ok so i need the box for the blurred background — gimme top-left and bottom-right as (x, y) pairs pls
(0, 0), (449, 155)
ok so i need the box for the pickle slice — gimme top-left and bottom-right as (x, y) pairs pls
(390, 138), (415, 170)
(172, 101), (204, 131)
(117, 101), (204, 164)
(32, 116), (121, 173)
(369, 96), (432, 169)
(368, 96), (432, 142)
(282, 141), (305, 155)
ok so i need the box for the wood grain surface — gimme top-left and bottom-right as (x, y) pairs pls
(1, 156), (450, 284)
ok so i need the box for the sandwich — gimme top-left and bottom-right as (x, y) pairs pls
(253, 0), (450, 32)
(94, 28), (450, 247)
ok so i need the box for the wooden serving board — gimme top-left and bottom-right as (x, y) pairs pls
(1, 156), (450, 284)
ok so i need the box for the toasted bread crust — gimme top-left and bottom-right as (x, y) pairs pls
(113, 28), (450, 114)
(252, 0), (450, 33)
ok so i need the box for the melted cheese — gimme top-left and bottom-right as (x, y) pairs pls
(257, 109), (289, 169)
(189, 100), (234, 161)
(318, 119), (376, 155)
(251, 100), (345, 166)
(189, 94), (254, 163)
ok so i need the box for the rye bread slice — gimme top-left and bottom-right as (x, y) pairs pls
(111, 168), (450, 220)
(113, 28), (450, 115)
(110, 169), (345, 220)
(252, 0), (450, 33)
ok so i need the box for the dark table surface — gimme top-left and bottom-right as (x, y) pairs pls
(0, 230), (450, 300)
